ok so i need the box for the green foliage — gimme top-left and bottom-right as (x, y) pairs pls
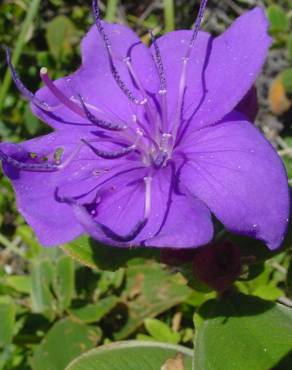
(46, 15), (78, 62)
(69, 296), (119, 324)
(0, 1), (292, 369)
(143, 318), (181, 344)
(63, 235), (160, 271)
(65, 341), (193, 370)
(0, 303), (15, 347)
(32, 318), (102, 370)
(267, 5), (290, 34)
(282, 68), (292, 95)
(114, 263), (191, 340)
(194, 293), (292, 370)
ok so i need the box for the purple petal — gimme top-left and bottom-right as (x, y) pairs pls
(32, 22), (159, 129)
(71, 167), (167, 247)
(145, 193), (213, 248)
(236, 86), (259, 122)
(152, 7), (271, 131)
(0, 131), (139, 246)
(0, 133), (86, 245)
(179, 112), (289, 250)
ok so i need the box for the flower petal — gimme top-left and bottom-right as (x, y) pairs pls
(145, 193), (214, 248)
(153, 7), (271, 131)
(0, 131), (137, 246)
(179, 112), (289, 250)
(32, 22), (159, 129)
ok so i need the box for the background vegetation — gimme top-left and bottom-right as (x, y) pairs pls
(0, 1), (291, 369)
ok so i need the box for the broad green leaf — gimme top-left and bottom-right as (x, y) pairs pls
(194, 293), (292, 370)
(65, 341), (193, 370)
(31, 259), (56, 319)
(32, 318), (102, 370)
(267, 5), (289, 33)
(54, 255), (75, 311)
(62, 236), (160, 271)
(69, 296), (119, 324)
(46, 15), (77, 60)
(144, 318), (180, 344)
(114, 263), (191, 340)
(0, 303), (15, 347)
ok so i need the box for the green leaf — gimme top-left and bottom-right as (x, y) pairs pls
(287, 256), (292, 296)
(54, 255), (75, 311)
(5, 275), (31, 294)
(65, 341), (193, 370)
(62, 236), (160, 271)
(69, 296), (119, 324)
(144, 318), (181, 344)
(194, 293), (292, 370)
(46, 15), (77, 61)
(267, 5), (290, 33)
(32, 318), (102, 370)
(0, 303), (15, 347)
(114, 263), (191, 340)
(282, 68), (292, 95)
(287, 34), (292, 62)
(24, 105), (40, 135)
(30, 259), (56, 319)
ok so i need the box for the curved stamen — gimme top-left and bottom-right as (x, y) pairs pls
(150, 30), (168, 132)
(0, 142), (83, 172)
(78, 95), (127, 131)
(40, 68), (85, 117)
(81, 134), (140, 160)
(186, 0), (208, 60)
(171, 0), (208, 140)
(92, 0), (143, 105)
(5, 48), (57, 112)
(0, 150), (59, 172)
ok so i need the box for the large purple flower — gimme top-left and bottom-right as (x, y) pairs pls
(0, 1), (289, 249)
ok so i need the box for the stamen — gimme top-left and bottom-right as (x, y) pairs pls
(143, 176), (152, 219)
(185, 0), (208, 59)
(5, 48), (56, 112)
(40, 68), (85, 117)
(0, 142), (83, 172)
(92, 0), (143, 105)
(124, 57), (156, 128)
(78, 95), (127, 131)
(0, 150), (58, 172)
(149, 31), (167, 91)
(172, 0), (208, 140)
(150, 30), (168, 132)
(81, 138), (138, 160)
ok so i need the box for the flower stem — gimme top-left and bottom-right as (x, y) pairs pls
(105, 0), (119, 22)
(164, 0), (175, 32)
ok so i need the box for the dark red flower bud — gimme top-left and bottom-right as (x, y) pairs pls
(193, 242), (241, 292)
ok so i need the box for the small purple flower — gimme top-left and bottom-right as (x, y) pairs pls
(0, 1), (289, 249)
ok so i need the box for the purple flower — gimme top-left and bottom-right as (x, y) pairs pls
(0, 1), (289, 249)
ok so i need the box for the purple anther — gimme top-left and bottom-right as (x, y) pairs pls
(78, 95), (126, 131)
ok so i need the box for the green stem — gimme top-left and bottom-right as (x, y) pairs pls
(164, 0), (175, 32)
(105, 0), (119, 22)
(0, 233), (23, 256)
(0, 0), (41, 112)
